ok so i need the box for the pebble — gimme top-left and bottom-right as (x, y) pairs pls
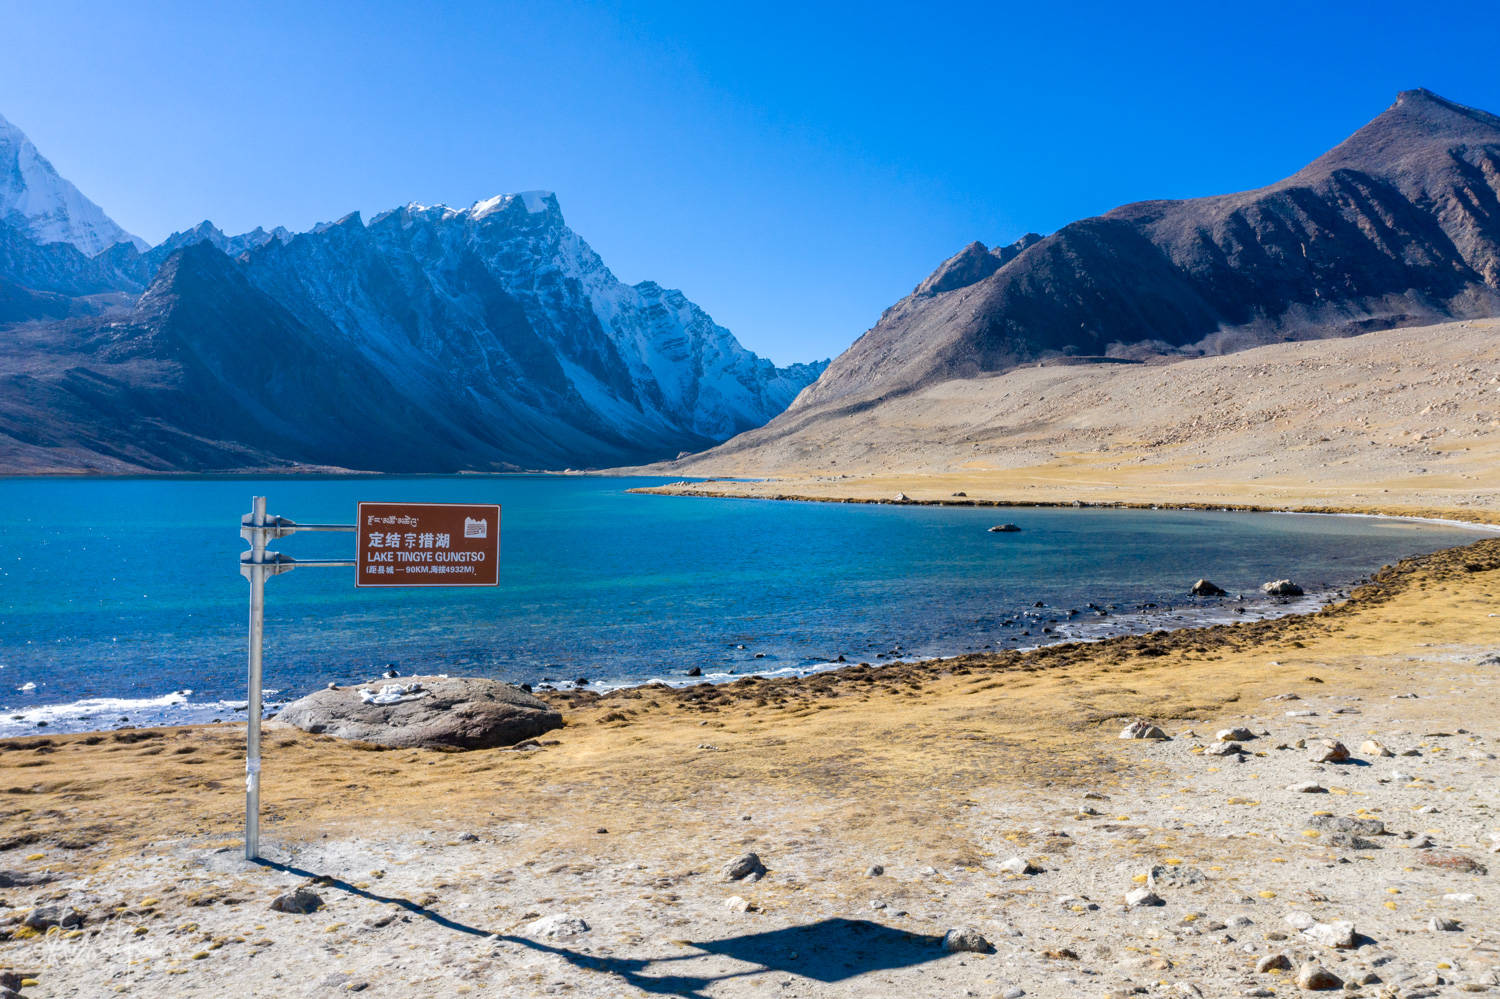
(721, 852), (766, 882)
(1428, 916), (1460, 932)
(723, 895), (755, 913)
(523, 913), (590, 938)
(1120, 720), (1169, 740)
(998, 855), (1039, 875)
(1307, 814), (1385, 836)
(1360, 739), (1395, 757)
(1303, 919), (1357, 949)
(1124, 887), (1164, 907)
(940, 927), (993, 953)
(268, 887), (323, 915)
(1217, 727), (1256, 741)
(1206, 741), (1244, 756)
(21, 905), (85, 930)
(1296, 962), (1342, 990)
(1256, 953), (1292, 972)
(1287, 781), (1328, 793)
(865, 864), (884, 877)
(1308, 739), (1351, 763)
(1148, 864), (1207, 889)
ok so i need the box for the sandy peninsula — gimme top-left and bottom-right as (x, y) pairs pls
(633, 319), (1500, 521)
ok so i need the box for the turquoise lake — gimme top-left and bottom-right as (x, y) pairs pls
(0, 476), (1484, 735)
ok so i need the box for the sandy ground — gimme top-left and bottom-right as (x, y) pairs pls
(2, 532), (1498, 998)
(635, 319), (1500, 519)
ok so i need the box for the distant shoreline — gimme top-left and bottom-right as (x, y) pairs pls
(631, 481), (1500, 531)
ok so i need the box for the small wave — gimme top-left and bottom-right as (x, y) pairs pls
(0, 690), (283, 738)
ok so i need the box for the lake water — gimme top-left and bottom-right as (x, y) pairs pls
(0, 476), (1483, 735)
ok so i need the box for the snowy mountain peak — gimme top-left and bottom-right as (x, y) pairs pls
(0, 110), (146, 256)
(469, 190), (559, 220)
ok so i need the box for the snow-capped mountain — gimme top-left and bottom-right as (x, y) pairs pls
(0, 112), (145, 256)
(0, 116), (826, 472)
(236, 191), (821, 448)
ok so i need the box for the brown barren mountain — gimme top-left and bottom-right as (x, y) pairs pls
(649, 90), (1500, 506)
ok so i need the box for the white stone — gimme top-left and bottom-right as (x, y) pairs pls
(997, 855), (1036, 875)
(1303, 919), (1356, 949)
(522, 913), (590, 939)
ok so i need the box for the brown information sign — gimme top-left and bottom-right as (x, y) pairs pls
(356, 502), (500, 587)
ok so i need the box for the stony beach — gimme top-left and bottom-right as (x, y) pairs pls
(1, 525), (1497, 997)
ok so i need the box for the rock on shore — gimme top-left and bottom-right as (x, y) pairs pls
(276, 675), (562, 749)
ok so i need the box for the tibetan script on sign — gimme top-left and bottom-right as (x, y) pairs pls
(355, 502), (500, 587)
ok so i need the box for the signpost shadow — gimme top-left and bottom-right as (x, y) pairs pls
(254, 859), (947, 996)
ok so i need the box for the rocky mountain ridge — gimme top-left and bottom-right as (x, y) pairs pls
(0, 116), (825, 472)
(782, 88), (1500, 419)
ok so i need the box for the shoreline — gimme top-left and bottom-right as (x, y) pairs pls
(631, 481), (1500, 530)
(3, 508), (1492, 742)
(1, 502), (1486, 739)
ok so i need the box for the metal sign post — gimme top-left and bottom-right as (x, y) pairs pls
(239, 497), (355, 860)
(237, 495), (500, 861)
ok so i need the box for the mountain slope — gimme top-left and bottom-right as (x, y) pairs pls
(0, 112), (145, 255)
(781, 88), (1500, 419)
(0, 171), (825, 471)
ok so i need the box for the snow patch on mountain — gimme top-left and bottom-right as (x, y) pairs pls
(0, 111), (146, 255)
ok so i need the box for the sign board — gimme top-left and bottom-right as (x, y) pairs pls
(356, 502), (500, 587)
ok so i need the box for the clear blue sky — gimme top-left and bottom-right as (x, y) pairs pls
(4, 0), (1497, 364)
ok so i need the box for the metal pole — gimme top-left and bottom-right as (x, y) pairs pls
(245, 495), (266, 860)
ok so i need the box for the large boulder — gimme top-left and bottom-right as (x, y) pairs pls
(276, 675), (561, 750)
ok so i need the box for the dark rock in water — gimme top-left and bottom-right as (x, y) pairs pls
(685, 666), (702, 677)
(988, 523), (1021, 533)
(1190, 579), (1227, 596)
(269, 887), (324, 914)
(575, 676), (589, 686)
(277, 675), (561, 750)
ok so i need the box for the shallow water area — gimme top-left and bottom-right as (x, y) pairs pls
(0, 475), (1481, 735)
